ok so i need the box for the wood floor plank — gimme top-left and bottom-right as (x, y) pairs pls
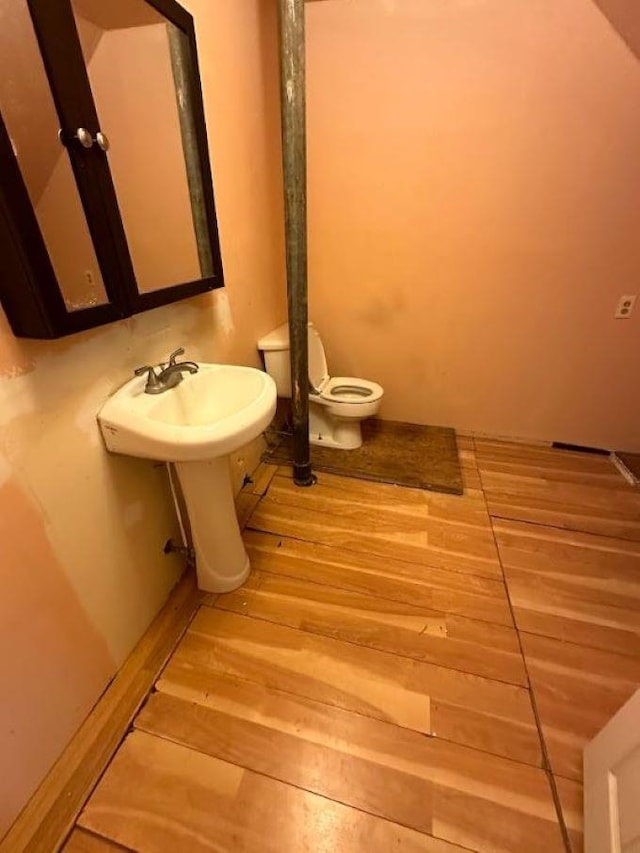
(454, 435), (476, 452)
(271, 466), (479, 506)
(142, 690), (437, 837)
(245, 461), (278, 496)
(475, 440), (625, 483)
(431, 787), (562, 853)
(554, 777), (583, 853)
(79, 730), (469, 853)
(461, 465), (482, 494)
(496, 519), (640, 610)
(520, 631), (640, 781)
(168, 607), (541, 765)
(251, 473), (502, 580)
(269, 467), (490, 519)
(136, 690), (563, 853)
(476, 440), (640, 541)
(496, 520), (640, 655)
(214, 569), (526, 685)
(243, 529), (514, 626)
(483, 478), (640, 541)
(63, 829), (132, 852)
(455, 435), (483, 493)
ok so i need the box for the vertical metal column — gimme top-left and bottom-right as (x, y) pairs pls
(277, 0), (313, 486)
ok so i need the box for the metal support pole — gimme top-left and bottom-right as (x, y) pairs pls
(277, 0), (314, 486)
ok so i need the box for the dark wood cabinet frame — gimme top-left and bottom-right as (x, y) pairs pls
(0, 0), (223, 339)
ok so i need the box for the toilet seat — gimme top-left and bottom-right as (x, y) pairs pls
(311, 375), (383, 421)
(305, 325), (383, 407)
(319, 376), (383, 404)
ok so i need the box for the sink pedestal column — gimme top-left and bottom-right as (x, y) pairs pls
(175, 457), (250, 593)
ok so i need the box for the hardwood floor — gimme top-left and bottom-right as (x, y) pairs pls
(161, 608), (541, 764)
(241, 529), (513, 625)
(494, 520), (640, 655)
(520, 631), (640, 781)
(555, 776), (584, 853)
(133, 691), (562, 851)
(251, 470), (503, 579)
(67, 440), (640, 852)
(75, 731), (470, 853)
(476, 440), (640, 542)
(64, 829), (128, 851)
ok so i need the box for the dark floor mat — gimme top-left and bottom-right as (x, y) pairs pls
(263, 419), (463, 495)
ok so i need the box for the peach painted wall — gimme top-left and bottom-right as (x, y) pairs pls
(306, 0), (640, 451)
(0, 0), (285, 836)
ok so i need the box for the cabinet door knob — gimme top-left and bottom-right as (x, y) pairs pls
(75, 127), (94, 148)
(96, 131), (110, 152)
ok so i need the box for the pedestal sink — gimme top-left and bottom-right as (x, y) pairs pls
(98, 363), (276, 592)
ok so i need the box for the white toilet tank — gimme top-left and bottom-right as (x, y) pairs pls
(257, 322), (292, 397)
(257, 322), (329, 398)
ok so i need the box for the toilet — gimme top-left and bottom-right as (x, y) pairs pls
(258, 322), (383, 450)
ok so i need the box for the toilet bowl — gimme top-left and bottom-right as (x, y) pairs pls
(257, 322), (383, 450)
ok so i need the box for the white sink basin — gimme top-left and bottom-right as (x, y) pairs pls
(98, 363), (276, 462)
(98, 363), (277, 594)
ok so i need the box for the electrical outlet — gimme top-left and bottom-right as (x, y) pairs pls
(84, 269), (95, 286)
(615, 294), (637, 319)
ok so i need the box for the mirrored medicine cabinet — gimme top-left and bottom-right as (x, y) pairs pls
(0, 0), (223, 339)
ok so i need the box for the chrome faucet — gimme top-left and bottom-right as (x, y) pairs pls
(134, 347), (199, 394)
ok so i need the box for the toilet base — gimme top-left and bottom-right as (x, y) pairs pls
(309, 404), (363, 450)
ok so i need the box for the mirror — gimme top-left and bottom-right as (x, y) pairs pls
(70, 0), (214, 294)
(0, 0), (222, 339)
(0, 0), (109, 311)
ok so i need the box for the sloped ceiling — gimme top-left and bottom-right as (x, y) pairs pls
(592, 0), (640, 60)
(71, 0), (163, 31)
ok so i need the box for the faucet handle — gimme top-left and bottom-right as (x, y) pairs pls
(168, 347), (185, 367)
(134, 365), (161, 391)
